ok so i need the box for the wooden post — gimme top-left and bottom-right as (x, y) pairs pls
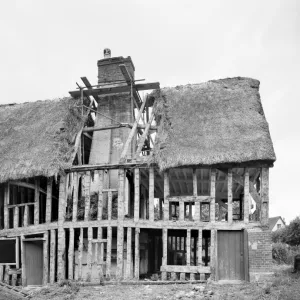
(107, 191), (112, 221)
(244, 168), (250, 223)
(210, 169), (216, 223)
(179, 202), (184, 221)
(210, 229), (216, 280)
(50, 230), (56, 284)
(84, 171), (91, 221)
(0, 265), (3, 282)
(72, 173), (78, 222)
(186, 229), (191, 266)
(261, 168), (269, 226)
(97, 170), (103, 221)
(97, 227), (104, 281)
(116, 226), (124, 279)
(78, 227), (83, 281)
(126, 227), (132, 279)
(198, 229), (202, 266)
(227, 169), (233, 224)
(20, 235), (26, 286)
(106, 226), (112, 279)
(134, 227), (140, 279)
(149, 168), (154, 222)
(162, 228), (167, 280)
(34, 178), (40, 225)
(86, 227), (92, 281)
(134, 168), (140, 222)
(46, 177), (53, 223)
(68, 228), (74, 280)
(23, 205), (28, 227)
(118, 169), (125, 219)
(13, 207), (19, 228)
(193, 169), (197, 196)
(4, 183), (9, 229)
(43, 231), (49, 285)
(163, 171), (169, 221)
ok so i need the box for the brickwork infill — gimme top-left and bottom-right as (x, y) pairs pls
(248, 229), (272, 272)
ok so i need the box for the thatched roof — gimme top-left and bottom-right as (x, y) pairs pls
(0, 98), (84, 183)
(151, 77), (276, 170)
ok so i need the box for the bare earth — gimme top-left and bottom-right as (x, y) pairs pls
(20, 265), (300, 300)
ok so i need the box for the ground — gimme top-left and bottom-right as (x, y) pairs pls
(1, 265), (299, 300)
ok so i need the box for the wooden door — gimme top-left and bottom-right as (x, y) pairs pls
(24, 241), (43, 285)
(217, 230), (246, 280)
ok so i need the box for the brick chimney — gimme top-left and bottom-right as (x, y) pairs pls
(89, 49), (135, 188)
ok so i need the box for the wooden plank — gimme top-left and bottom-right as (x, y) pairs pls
(72, 173), (78, 222)
(68, 228), (74, 280)
(134, 168), (140, 222)
(106, 227), (112, 279)
(210, 169), (216, 223)
(107, 191), (112, 221)
(50, 230), (56, 284)
(198, 229), (202, 266)
(149, 168), (155, 222)
(97, 170), (104, 221)
(163, 172), (170, 221)
(45, 177), (53, 223)
(118, 169), (125, 219)
(227, 169), (233, 224)
(86, 227), (92, 281)
(4, 184), (9, 229)
(13, 207), (19, 228)
(78, 227), (83, 281)
(134, 228), (140, 279)
(43, 231), (49, 285)
(116, 226), (124, 279)
(126, 227), (132, 279)
(120, 99), (148, 160)
(84, 172), (91, 221)
(244, 168), (250, 223)
(34, 178), (40, 225)
(261, 167), (269, 226)
(186, 229), (191, 266)
(161, 265), (211, 273)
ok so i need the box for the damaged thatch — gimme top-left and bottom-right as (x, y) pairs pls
(0, 98), (85, 183)
(151, 77), (276, 170)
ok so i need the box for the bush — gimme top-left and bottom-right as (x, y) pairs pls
(272, 243), (300, 264)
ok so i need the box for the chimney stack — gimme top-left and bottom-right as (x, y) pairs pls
(103, 48), (111, 58)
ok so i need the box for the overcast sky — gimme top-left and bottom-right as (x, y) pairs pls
(1, 0), (299, 222)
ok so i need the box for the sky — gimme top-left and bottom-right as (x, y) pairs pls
(0, 0), (299, 222)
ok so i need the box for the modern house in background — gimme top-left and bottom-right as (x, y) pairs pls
(0, 49), (276, 286)
(269, 216), (286, 232)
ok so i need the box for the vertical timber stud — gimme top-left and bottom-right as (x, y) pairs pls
(118, 169), (125, 219)
(227, 169), (233, 224)
(46, 177), (53, 223)
(23, 205), (28, 227)
(193, 169), (200, 221)
(34, 178), (40, 225)
(126, 227), (132, 279)
(20, 235), (26, 286)
(68, 228), (74, 280)
(78, 228), (83, 281)
(50, 230), (56, 284)
(244, 168), (250, 223)
(134, 228), (140, 280)
(134, 168), (140, 222)
(14, 207), (19, 228)
(106, 227), (112, 279)
(43, 231), (49, 285)
(72, 173), (78, 222)
(84, 171), (91, 221)
(198, 229), (202, 266)
(97, 170), (104, 221)
(86, 227), (92, 281)
(210, 229), (216, 280)
(57, 176), (66, 281)
(162, 228), (167, 280)
(179, 201), (184, 221)
(163, 171), (170, 221)
(149, 168), (155, 222)
(108, 191), (112, 221)
(4, 183), (9, 229)
(187, 229), (191, 268)
(116, 226), (124, 279)
(210, 169), (216, 223)
(261, 168), (269, 226)
(97, 227), (104, 281)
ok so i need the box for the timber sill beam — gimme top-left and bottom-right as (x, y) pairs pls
(167, 196), (212, 203)
(82, 124), (157, 133)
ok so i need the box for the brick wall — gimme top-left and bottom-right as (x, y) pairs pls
(248, 228), (272, 273)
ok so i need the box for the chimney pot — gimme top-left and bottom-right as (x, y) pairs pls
(104, 48), (111, 58)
